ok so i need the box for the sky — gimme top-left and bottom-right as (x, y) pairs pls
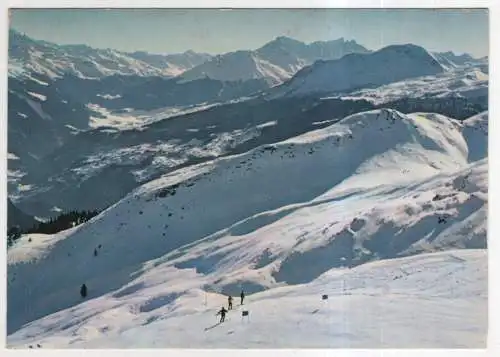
(9, 9), (489, 57)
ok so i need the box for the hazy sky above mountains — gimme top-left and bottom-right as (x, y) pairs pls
(10, 8), (489, 57)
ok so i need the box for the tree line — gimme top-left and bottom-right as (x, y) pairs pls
(7, 209), (101, 248)
(380, 95), (487, 120)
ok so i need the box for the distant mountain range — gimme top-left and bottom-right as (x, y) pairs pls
(9, 29), (213, 79)
(9, 30), (371, 86)
(180, 36), (370, 85)
(9, 29), (484, 87)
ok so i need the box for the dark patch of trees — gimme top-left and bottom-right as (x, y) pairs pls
(378, 95), (487, 120)
(26, 209), (101, 235)
(7, 209), (101, 248)
(7, 227), (22, 248)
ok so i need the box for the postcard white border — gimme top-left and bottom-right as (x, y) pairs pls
(1, 1), (497, 357)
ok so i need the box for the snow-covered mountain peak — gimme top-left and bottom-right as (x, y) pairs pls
(180, 50), (290, 85)
(260, 36), (307, 51)
(376, 44), (439, 59)
(273, 44), (445, 97)
(181, 36), (370, 85)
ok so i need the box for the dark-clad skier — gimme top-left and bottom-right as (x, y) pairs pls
(80, 283), (87, 298)
(216, 306), (227, 323)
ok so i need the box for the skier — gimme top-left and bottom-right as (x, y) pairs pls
(240, 290), (245, 305)
(216, 306), (227, 323)
(228, 295), (233, 310)
(80, 283), (87, 298)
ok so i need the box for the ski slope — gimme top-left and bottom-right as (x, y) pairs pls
(7, 250), (487, 348)
(7, 109), (488, 347)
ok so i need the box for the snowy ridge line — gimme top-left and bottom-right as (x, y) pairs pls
(9, 30), (212, 80)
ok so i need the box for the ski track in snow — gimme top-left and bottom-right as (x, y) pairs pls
(7, 108), (488, 348)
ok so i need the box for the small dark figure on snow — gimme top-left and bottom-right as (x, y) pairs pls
(80, 283), (87, 298)
(216, 306), (227, 323)
(240, 290), (245, 305)
(94, 248), (98, 257)
(228, 295), (233, 310)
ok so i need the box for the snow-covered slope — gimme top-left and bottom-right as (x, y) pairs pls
(10, 96), (376, 217)
(335, 66), (488, 105)
(273, 44), (446, 97)
(180, 50), (291, 85)
(9, 30), (211, 79)
(462, 111), (488, 162)
(7, 109), (487, 342)
(7, 249), (487, 348)
(181, 36), (369, 85)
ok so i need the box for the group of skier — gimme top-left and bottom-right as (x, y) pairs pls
(216, 290), (245, 323)
(80, 283), (245, 325)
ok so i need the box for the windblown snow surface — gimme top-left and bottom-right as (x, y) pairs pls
(7, 109), (488, 348)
